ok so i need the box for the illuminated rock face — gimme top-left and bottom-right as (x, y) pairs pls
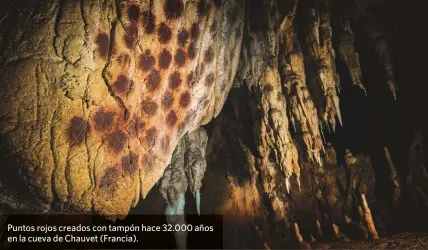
(0, 0), (401, 225)
(0, 0), (244, 216)
(279, 9), (324, 167)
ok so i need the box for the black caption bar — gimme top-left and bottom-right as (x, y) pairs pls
(1, 214), (223, 249)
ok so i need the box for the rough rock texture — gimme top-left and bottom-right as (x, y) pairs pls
(361, 193), (379, 240)
(238, 0), (301, 225)
(159, 135), (187, 206)
(279, 4), (324, 165)
(301, 1), (342, 131)
(384, 147), (400, 209)
(3, 0), (424, 247)
(200, 92), (381, 247)
(0, 0), (244, 216)
(362, 6), (398, 100)
(337, 0), (366, 94)
(159, 127), (208, 212)
(201, 110), (267, 248)
(184, 127), (208, 195)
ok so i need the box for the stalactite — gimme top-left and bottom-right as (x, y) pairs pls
(160, 127), (208, 218)
(375, 38), (398, 100)
(319, 7), (341, 95)
(165, 193), (187, 249)
(195, 190), (201, 216)
(338, 19), (367, 94)
(239, 0), (299, 224)
(159, 138), (188, 206)
(304, 4), (342, 131)
(159, 137), (188, 249)
(253, 67), (300, 181)
(364, 9), (398, 100)
(279, 4), (325, 166)
(184, 128), (208, 216)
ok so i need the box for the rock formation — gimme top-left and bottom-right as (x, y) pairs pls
(343, 214), (369, 240)
(279, 2), (324, 166)
(3, 0), (428, 248)
(361, 194), (380, 240)
(362, 3), (398, 100)
(384, 147), (400, 209)
(337, 0), (366, 94)
(302, 1), (342, 132)
(0, 0), (244, 216)
(159, 127), (208, 248)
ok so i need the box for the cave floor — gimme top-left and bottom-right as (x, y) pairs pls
(327, 232), (428, 249)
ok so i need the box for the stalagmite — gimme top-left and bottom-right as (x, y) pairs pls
(304, 4), (342, 131)
(344, 215), (352, 224)
(384, 147), (400, 209)
(316, 220), (323, 237)
(343, 215), (369, 240)
(361, 194), (380, 240)
(264, 242), (271, 250)
(332, 223), (350, 242)
(184, 128), (209, 216)
(338, 19), (367, 94)
(294, 223), (303, 242)
(279, 4), (325, 165)
(294, 223), (311, 249)
(345, 149), (358, 166)
(255, 226), (271, 250)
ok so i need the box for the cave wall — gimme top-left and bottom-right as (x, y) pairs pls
(199, 0), (428, 247)
(1, 0), (428, 247)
